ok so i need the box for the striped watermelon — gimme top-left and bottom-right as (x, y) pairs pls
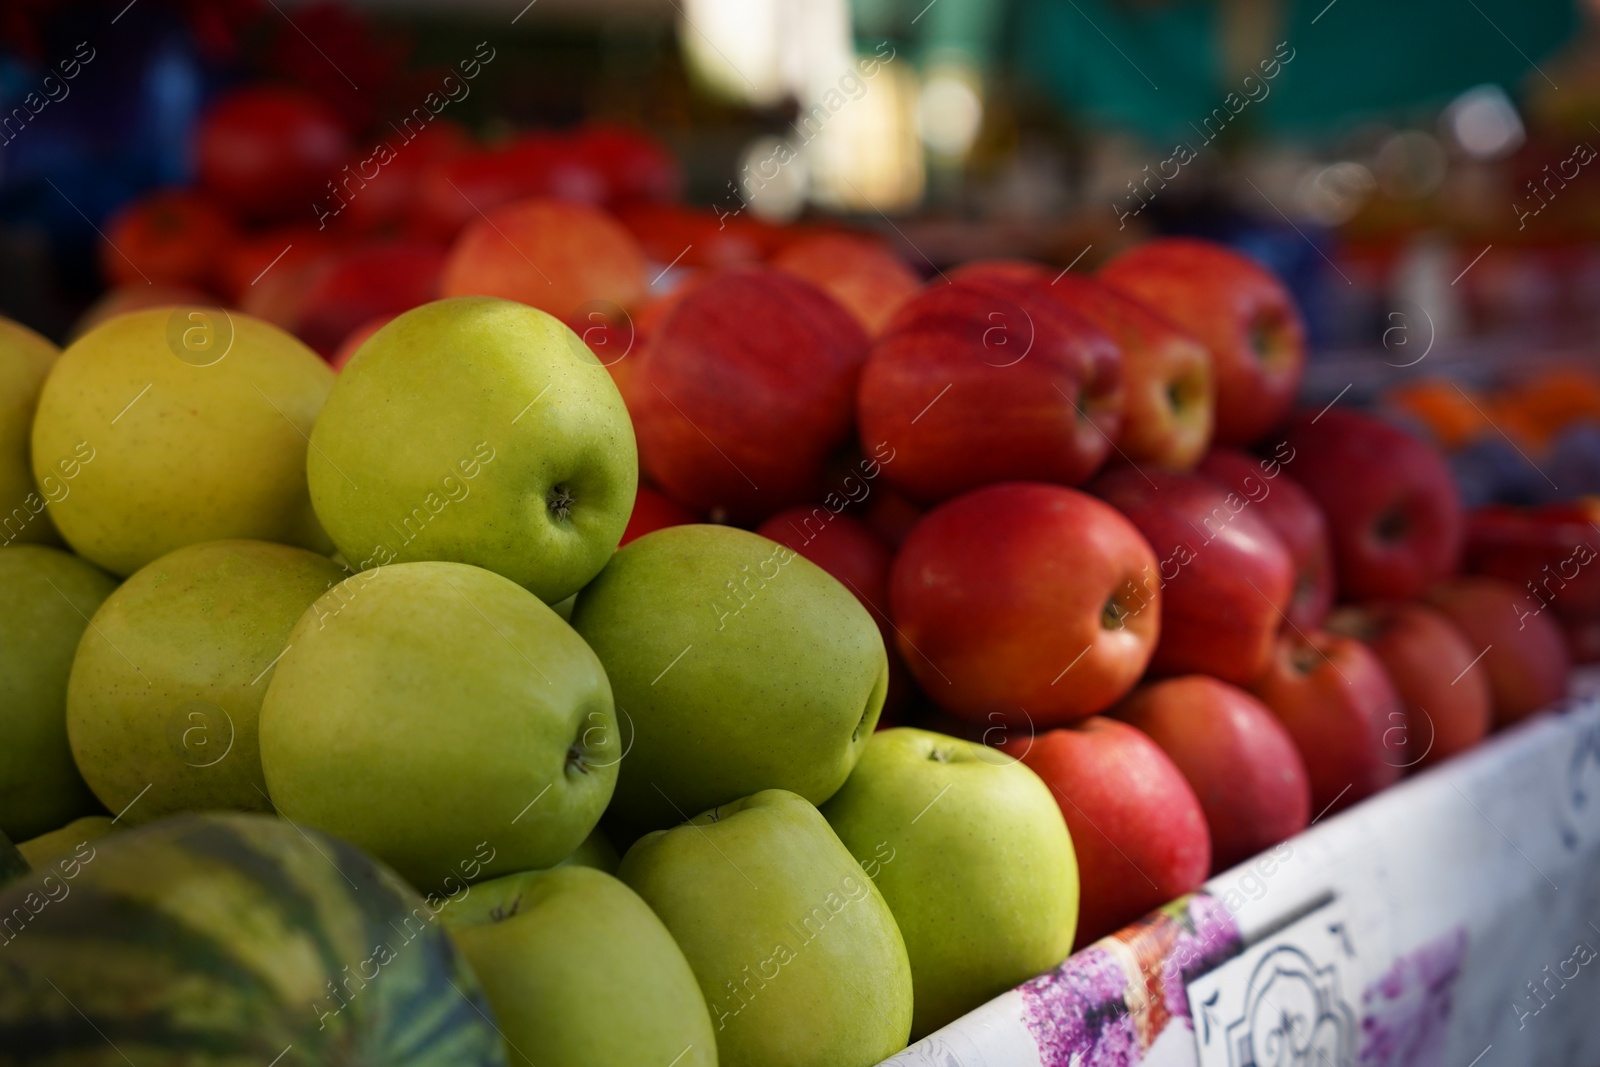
(0, 813), (508, 1066)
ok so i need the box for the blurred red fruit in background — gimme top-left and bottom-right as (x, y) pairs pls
(620, 486), (698, 547)
(1423, 576), (1571, 726)
(330, 315), (393, 372)
(196, 86), (350, 221)
(339, 120), (473, 234)
(771, 233), (921, 336)
(101, 190), (237, 292)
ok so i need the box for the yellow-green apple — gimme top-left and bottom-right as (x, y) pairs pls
(1112, 676), (1310, 872)
(618, 789), (913, 1067)
(1100, 238), (1306, 446)
(1423, 576), (1570, 726)
(1049, 274), (1214, 469)
(630, 267), (869, 522)
(1090, 466), (1294, 685)
(858, 276), (1123, 504)
(1249, 629), (1403, 814)
(0, 318), (62, 547)
(755, 505), (914, 720)
(554, 827), (620, 873)
(1200, 445), (1335, 631)
(1005, 718), (1210, 948)
(306, 297), (638, 604)
(570, 524), (887, 834)
(16, 815), (118, 869)
(444, 865), (716, 1067)
(771, 233), (922, 336)
(66, 539), (346, 825)
(1281, 408), (1464, 601)
(260, 561), (620, 891)
(889, 482), (1160, 725)
(1325, 601), (1492, 768)
(0, 546), (116, 840)
(30, 307), (333, 576)
(821, 728), (1078, 1038)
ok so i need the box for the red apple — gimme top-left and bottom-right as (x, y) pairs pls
(1049, 274), (1214, 470)
(338, 120), (472, 234)
(890, 482), (1160, 725)
(620, 485), (698, 547)
(1325, 601), (1492, 768)
(196, 86), (350, 221)
(1100, 238), (1306, 446)
(101, 190), (237, 292)
(1006, 717), (1211, 948)
(441, 198), (648, 321)
(1464, 501), (1600, 631)
(1090, 466), (1295, 685)
(630, 267), (869, 521)
(612, 202), (785, 270)
(1249, 628), (1404, 815)
(1282, 408), (1464, 601)
(771, 233), (922, 336)
(252, 241), (444, 358)
(861, 487), (924, 549)
(1199, 445), (1335, 632)
(1423, 576), (1571, 726)
(858, 276), (1123, 504)
(1113, 676), (1310, 872)
(330, 315), (392, 372)
(568, 122), (684, 205)
(220, 225), (341, 304)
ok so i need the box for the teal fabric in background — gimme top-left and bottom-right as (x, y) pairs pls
(857, 0), (1580, 141)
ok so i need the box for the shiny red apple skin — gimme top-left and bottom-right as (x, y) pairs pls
(1325, 601), (1492, 768)
(101, 190), (237, 292)
(619, 485), (698, 547)
(1006, 717), (1211, 949)
(771, 233), (922, 336)
(1113, 676), (1311, 873)
(1249, 628), (1404, 815)
(1423, 576), (1570, 726)
(1200, 445), (1335, 632)
(890, 482), (1160, 725)
(631, 267), (870, 522)
(1281, 408), (1464, 602)
(1089, 466), (1295, 685)
(196, 87), (350, 221)
(858, 276), (1123, 505)
(1100, 238), (1306, 446)
(1049, 274), (1214, 470)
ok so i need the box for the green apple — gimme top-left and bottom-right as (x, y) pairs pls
(0, 317), (62, 547)
(306, 297), (637, 604)
(619, 789), (912, 1067)
(444, 865), (716, 1067)
(0, 545), (117, 840)
(17, 815), (118, 869)
(260, 560), (620, 891)
(29, 306), (333, 576)
(66, 539), (347, 825)
(571, 525), (887, 834)
(822, 728), (1079, 1038)
(555, 826), (620, 874)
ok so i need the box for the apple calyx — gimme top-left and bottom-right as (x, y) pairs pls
(1373, 503), (1410, 544)
(1287, 638), (1324, 676)
(488, 895), (524, 923)
(1250, 312), (1294, 369)
(547, 483), (577, 522)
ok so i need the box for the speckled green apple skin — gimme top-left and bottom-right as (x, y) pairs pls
(0, 546), (116, 840)
(618, 790), (912, 1067)
(30, 307), (334, 577)
(66, 539), (347, 826)
(570, 524), (888, 835)
(0, 318), (63, 547)
(260, 561), (620, 893)
(822, 728), (1080, 1038)
(444, 865), (716, 1067)
(307, 297), (637, 604)
(17, 815), (118, 869)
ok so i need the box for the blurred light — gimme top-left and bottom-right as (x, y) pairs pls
(1296, 161), (1377, 224)
(737, 135), (809, 223)
(1444, 84), (1525, 161)
(1375, 130), (1448, 199)
(916, 66), (983, 158)
(809, 61), (925, 214)
(679, 0), (784, 106)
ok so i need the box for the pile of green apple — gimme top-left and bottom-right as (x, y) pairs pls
(0, 297), (1080, 1067)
